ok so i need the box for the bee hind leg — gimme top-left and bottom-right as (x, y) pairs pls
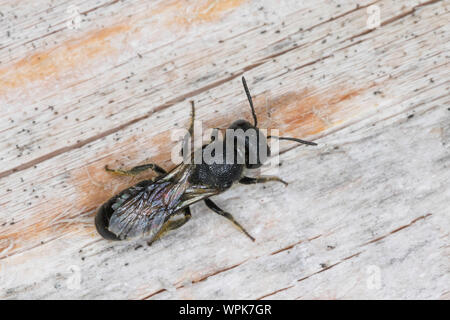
(204, 199), (255, 242)
(147, 207), (192, 246)
(105, 163), (166, 177)
(239, 176), (288, 186)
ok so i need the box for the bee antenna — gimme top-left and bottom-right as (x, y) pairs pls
(241, 76), (258, 127)
(267, 135), (318, 146)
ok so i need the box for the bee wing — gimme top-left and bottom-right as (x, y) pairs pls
(108, 180), (186, 240)
(106, 164), (221, 241)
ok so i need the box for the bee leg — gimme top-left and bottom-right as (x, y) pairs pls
(104, 164), (166, 176)
(204, 199), (255, 242)
(239, 176), (288, 186)
(147, 207), (192, 246)
(188, 101), (195, 137)
(180, 101), (196, 157)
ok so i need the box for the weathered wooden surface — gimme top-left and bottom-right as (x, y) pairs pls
(0, 0), (448, 299)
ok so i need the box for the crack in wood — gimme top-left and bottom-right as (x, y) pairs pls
(304, 0), (382, 33)
(350, 0), (443, 41)
(268, 0), (380, 49)
(144, 238), (359, 300)
(297, 251), (363, 283)
(257, 2), (381, 70)
(362, 213), (433, 246)
(141, 259), (248, 299)
(0, 1), (122, 52)
(141, 288), (166, 300)
(190, 260), (248, 285)
(80, 0), (120, 17)
(270, 234), (322, 255)
(256, 284), (295, 300)
(256, 251), (363, 299)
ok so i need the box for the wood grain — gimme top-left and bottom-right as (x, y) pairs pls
(0, 0), (448, 299)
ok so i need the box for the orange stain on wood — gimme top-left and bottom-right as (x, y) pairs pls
(165, 0), (248, 25)
(0, 24), (131, 94)
(267, 87), (366, 137)
(0, 207), (89, 259)
(0, 0), (247, 97)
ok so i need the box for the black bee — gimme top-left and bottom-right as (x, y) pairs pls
(95, 77), (317, 244)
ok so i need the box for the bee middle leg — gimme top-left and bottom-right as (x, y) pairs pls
(239, 176), (288, 186)
(105, 163), (166, 177)
(147, 207), (192, 246)
(204, 198), (255, 242)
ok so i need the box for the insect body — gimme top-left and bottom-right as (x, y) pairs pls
(95, 77), (317, 244)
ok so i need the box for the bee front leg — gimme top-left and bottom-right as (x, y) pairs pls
(105, 163), (166, 177)
(239, 176), (288, 186)
(147, 207), (192, 246)
(204, 199), (255, 242)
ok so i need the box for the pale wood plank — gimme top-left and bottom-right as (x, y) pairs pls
(0, 0), (448, 299)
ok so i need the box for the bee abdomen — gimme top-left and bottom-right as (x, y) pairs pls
(95, 201), (121, 240)
(95, 181), (149, 240)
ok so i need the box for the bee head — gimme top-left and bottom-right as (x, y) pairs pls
(227, 119), (270, 169)
(229, 77), (317, 169)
